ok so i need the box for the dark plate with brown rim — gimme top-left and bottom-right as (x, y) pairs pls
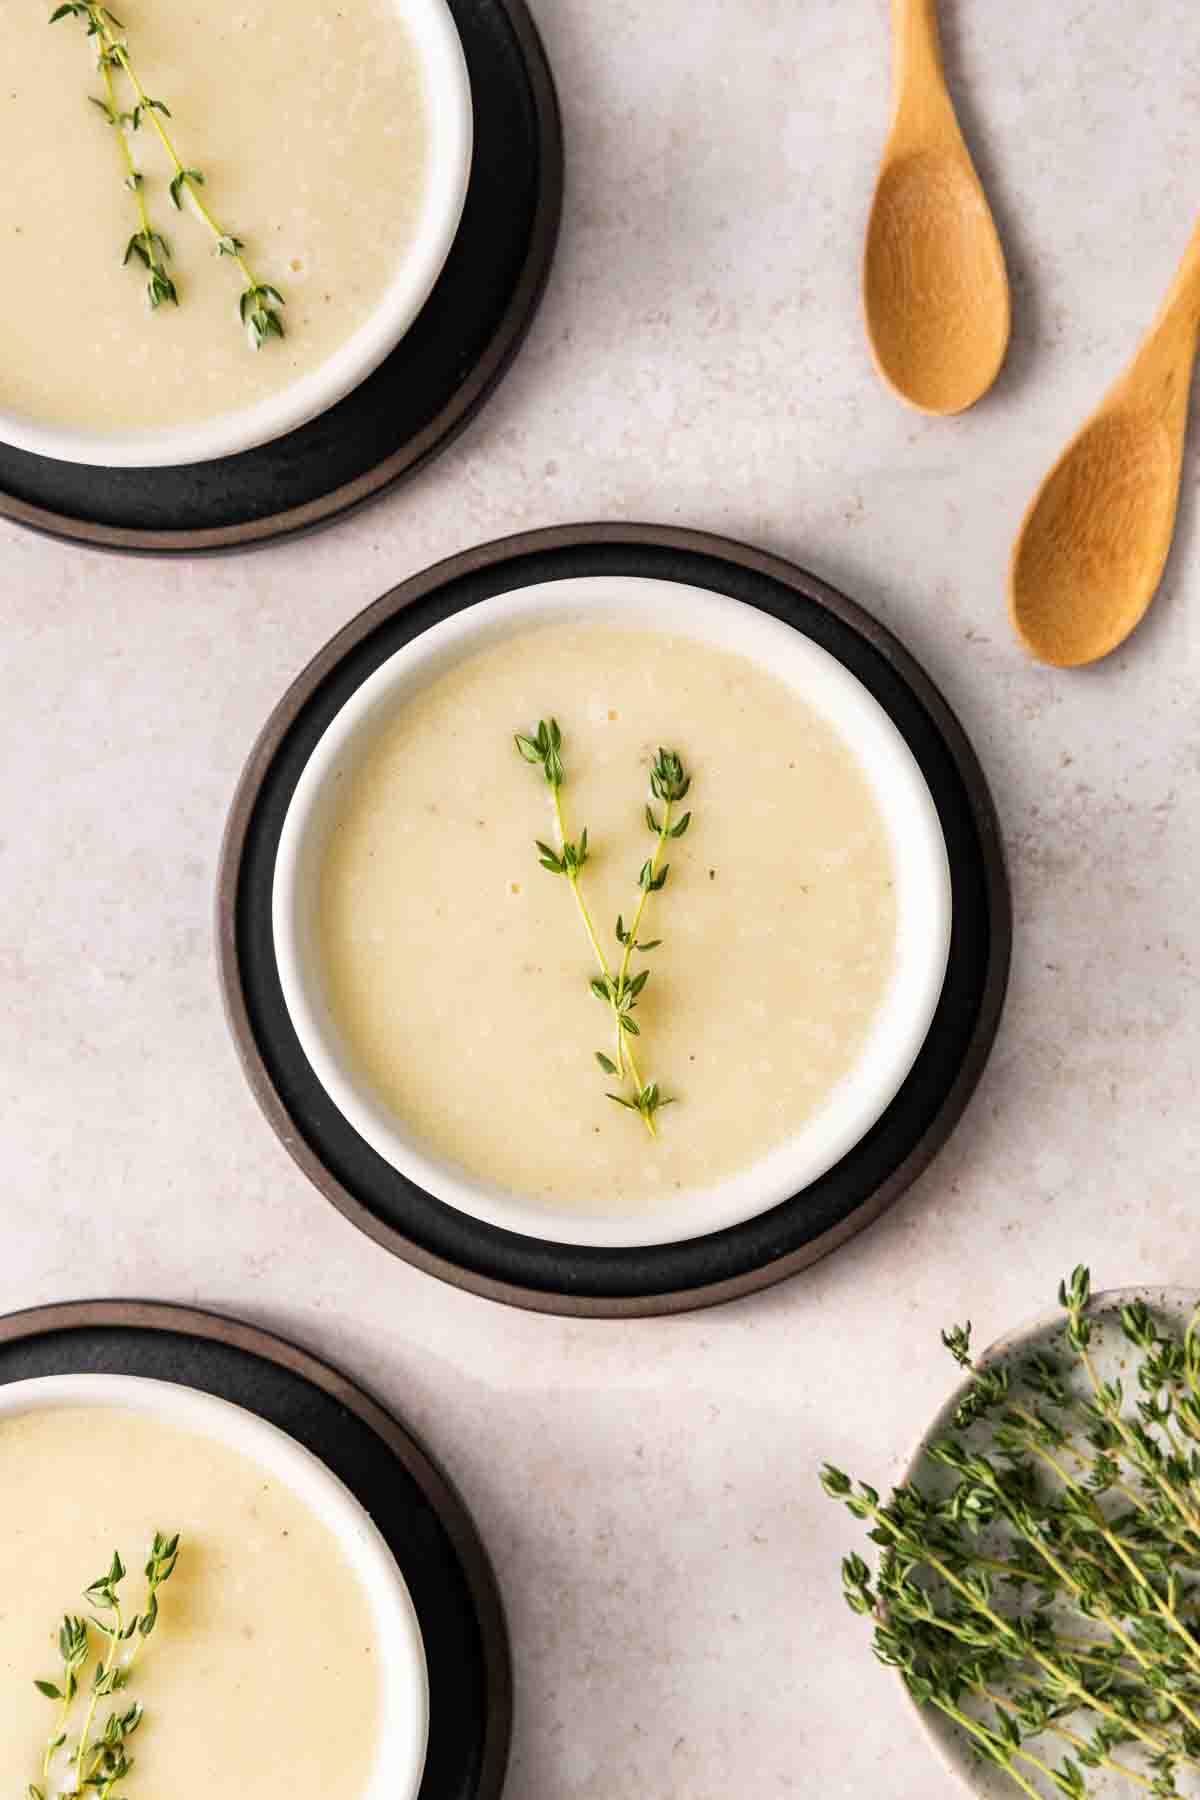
(217, 523), (1011, 1317)
(0, 0), (560, 555)
(0, 1299), (511, 1800)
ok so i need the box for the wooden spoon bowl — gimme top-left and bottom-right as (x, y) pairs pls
(1009, 411), (1177, 666)
(865, 149), (1011, 415)
(1010, 220), (1200, 667)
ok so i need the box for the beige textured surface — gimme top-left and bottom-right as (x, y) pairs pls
(2, 1), (1200, 1794)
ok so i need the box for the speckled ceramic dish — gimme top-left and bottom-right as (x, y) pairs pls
(217, 525), (1011, 1316)
(902, 1286), (1198, 1800)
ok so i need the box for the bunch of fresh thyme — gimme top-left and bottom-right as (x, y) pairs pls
(49, 1), (284, 343)
(822, 1270), (1200, 1798)
(514, 720), (692, 1136)
(29, 1531), (180, 1800)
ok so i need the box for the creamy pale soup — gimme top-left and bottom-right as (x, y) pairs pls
(319, 624), (899, 1212)
(0, 1407), (381, 1800)
(2, 0), (426, 431)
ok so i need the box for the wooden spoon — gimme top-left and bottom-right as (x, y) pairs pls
(1009, 221), (1200, 667)
(864, 0), (1010, 415)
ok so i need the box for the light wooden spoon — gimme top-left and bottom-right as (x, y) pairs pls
(864, 0), (1010, 415)
(1009, 221), (1200, 667)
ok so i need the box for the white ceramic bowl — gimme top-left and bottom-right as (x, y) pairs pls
(271, 576), (953, 1249)
(0, 0), (471, 469)
(0, 1373), (429, 1800)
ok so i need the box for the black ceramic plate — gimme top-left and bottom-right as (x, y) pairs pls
(0, 1300), (511, 1800)
(218, 524), (1012, 1317)
(0, 0), (561, 554)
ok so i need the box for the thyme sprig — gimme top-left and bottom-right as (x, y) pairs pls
(822, 1270), (1200, 1798)
(49, 1), (284, 344)
(515, 719), (686, 1136)
(28, 1531), (179, 1800)
(32, 1616), (88, 1788)
(88, 48), (177, 310)
(610, 746), (691, 1079)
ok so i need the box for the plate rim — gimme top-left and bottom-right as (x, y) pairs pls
(0, 0), (562, 556)
(216, 521), (1013, 1318)
(0, 1296), (512, 1800)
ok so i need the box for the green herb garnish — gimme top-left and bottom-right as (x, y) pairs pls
(515, 720), (692, 1136)
(88, 51), (177, 312)
(49, 2), (284, 344)
(30, 1531), (179, 1800)
(823, 1269), (1200, 1798)
(610, 742), (690, 1068)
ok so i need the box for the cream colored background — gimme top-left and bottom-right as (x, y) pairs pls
(3, 1), (1198, 1794)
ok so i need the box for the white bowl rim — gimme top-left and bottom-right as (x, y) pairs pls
(0, 0), (472, 469)
(271, 574), (954, 1249)
(899, 1285), (1200, 1800)
(0, 1372), (429, 1800)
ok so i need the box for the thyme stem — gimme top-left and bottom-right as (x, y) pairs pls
(96, 55), (176, 307)
(975, 1682), (1156, 1793)
(74, 1592), (120, 1795)
(549, 782), (650, 1120)
(614, 793), (672, 1072)
(926, 1691), (1048, 1800)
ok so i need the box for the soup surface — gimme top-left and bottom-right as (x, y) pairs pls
(318, 623), (899, 1213)
(0, 1406), (382, 1800)
(2, 0), (427, 431)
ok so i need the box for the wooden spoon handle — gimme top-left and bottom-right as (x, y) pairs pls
(889, 0), (949, 130)
(1118, 214), (1200, 421)
(1154, 215), (1200, 338)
